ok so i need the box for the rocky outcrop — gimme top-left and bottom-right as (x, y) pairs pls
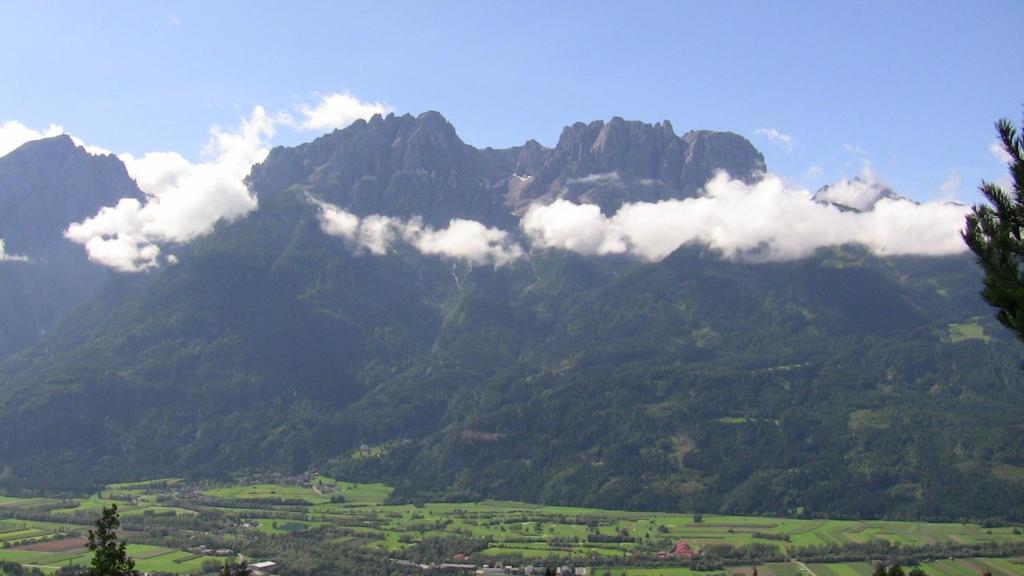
(247, 112), (766, 224)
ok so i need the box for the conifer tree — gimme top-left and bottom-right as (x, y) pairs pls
(964, 116), (1024, 342)
(85, 505), (139, 576)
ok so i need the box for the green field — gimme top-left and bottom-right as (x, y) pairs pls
(1, 477), (1023, 575)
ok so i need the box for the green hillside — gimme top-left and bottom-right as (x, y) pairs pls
(1, 188), (1021, 522)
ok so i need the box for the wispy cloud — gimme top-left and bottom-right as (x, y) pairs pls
(754, 128), (796, 154)
(0, 239), (29, 263)
(990, 140), (1013, 164)
(843, 143), (871, 159)
(939, 169), (961, 202)
(564, 172), (621, 186)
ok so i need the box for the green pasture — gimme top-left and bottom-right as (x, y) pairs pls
(2, 477), (1024, 575)
(0, 543), (220, 575)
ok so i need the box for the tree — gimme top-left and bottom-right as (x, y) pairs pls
(908, 568), (928, 576)
(85, 505), (139, 576)
(219, 560), (251, 576)
(963, 116), (1024, 342)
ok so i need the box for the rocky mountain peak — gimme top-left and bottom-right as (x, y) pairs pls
(0, 135), (142, 253)
(0, 135), (145, 359)
(247, 112), (767, 224)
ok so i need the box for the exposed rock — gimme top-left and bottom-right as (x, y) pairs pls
(0, 135), (145, 358)
(247, 112), (766, 224)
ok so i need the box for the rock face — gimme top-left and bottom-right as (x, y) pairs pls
(0, 135), (141, 252)
(0, 135), (144, 358)
(247, 112), (765, 225)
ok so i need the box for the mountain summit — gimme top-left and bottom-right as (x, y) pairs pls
(0, 135), (144, 358)
(248, 112), (765, 226)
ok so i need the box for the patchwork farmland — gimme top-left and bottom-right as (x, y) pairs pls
(1, 477), (1022, 575)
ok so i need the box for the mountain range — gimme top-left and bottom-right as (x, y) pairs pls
(0, 113), (1021, 522)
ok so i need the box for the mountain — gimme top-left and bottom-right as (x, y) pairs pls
(0, 113), (1021, 523)
(813, 177), (905, 212)
(0, 135), (145, 358)
(247, 112), (765, 226)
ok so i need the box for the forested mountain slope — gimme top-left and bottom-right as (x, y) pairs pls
(0, 114), (1020, 522)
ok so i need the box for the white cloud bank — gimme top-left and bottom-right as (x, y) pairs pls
(313, 197), (522, 266)
(59, 92), (393, 272)
(522, 172), (970, 262)
(0, 239), (29, 263)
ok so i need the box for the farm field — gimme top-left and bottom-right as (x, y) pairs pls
(1, 477), (1023, 574)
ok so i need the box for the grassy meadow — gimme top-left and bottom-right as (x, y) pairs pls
(0, 477), (1022, 574)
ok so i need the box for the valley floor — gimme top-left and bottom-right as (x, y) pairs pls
(1, 476), (1022, 575)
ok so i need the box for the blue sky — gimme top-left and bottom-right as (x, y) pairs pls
(2, 0), (1022, 203)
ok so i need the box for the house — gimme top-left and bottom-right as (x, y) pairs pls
(248, 561), (278, 575)
(439, 563), (477, 572)
(673, 540), (697, 558)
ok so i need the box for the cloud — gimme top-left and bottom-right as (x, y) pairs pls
(0, 239), (29, 263)
(49, 91), (392, 273)
(522, 172), (970, 263)
(939, 169), (961, 202)
(990, 140), (1013, 164)
(754, 128), (796, 154)
(311, 196), (522, 266)
(520, 200), (627, 256)
(843, 143), (871, 159)
(814, 177), (892, 212)
(65, 107), (276, 272)
(296, 92), (393, 131)
(564, 172), (622, 187)
(0, 121), (64, 157)
(0, 121), (111, 158)
(408, 218), (523, 266)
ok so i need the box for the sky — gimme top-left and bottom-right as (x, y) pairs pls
(1, 1), (1021, 203)
(1, 1), (1023, 272)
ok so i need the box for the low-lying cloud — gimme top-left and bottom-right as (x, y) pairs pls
(522, 172), (970, 262)
(65, 107), (276, 272)
(59, 92), (393, 272)
(313, 197), (522, 266)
